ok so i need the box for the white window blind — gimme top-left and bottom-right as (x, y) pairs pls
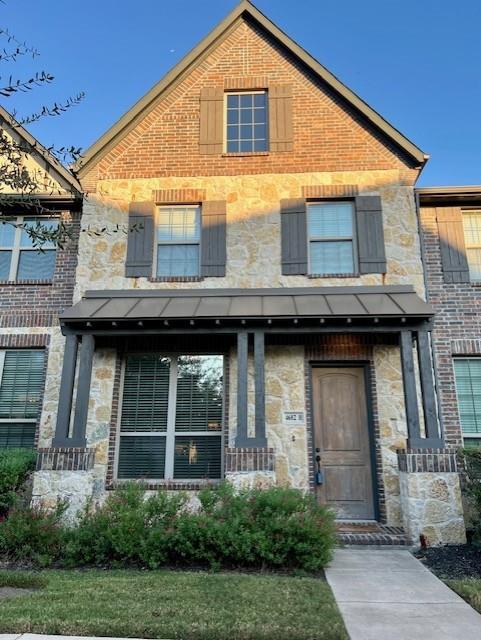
(462, 210), (481, 282)
(307, 202), (355, 275)
(155, 206), (200, 277)
(453, 358), (481, 441)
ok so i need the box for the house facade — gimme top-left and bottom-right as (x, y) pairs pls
(29, 1), (466, 544)
(0, 107), (81, 454)
(418, 187), (481, 451)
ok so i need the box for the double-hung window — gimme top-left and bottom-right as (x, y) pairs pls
(0, 217), (58, 281)
(0, 349), (45, 448)
(226, 91), (268, 153)
(155, 206), (200, 277)
(307, 201), (356, 275)
(462, 210), (481, 282)
(117, 354), (223, 481)
(453, 358), (481, 445)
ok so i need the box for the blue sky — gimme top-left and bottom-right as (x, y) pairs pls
(2, 0), (480, 186)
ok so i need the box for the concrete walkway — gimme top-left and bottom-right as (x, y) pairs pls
(326, 549), (481, 640)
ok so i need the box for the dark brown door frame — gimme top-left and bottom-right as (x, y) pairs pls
(309, 361), (380, 522)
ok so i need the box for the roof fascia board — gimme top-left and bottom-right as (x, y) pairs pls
(77, 0), (426, 176)
(0, 106), (82, 194)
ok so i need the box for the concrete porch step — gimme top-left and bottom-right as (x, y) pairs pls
(336, 521), (410, 546)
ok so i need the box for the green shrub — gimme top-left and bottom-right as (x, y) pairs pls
(0, 502), (65, 566)
(170, 483), (336, 571)
(0, 481), (337, 572)
(460, 447), (481, 545)
(64, 483), (186, 568)
(0, 449), (36, 516)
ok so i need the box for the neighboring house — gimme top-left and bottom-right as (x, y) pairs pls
(0, 106), (82, 452)
(31, 0), (466, 545)
(418, 187), (481, 452)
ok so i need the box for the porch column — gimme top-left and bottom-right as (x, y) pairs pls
(400, 330), (421, 447)
(70, 334), (95, 447)
(416, 330), (444, 447)
(53, 334), (79, 447)
(235, 331), (249, 447)
(253, 330), (267, 447)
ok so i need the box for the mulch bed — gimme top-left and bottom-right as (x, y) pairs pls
(415, 544), (481, 579)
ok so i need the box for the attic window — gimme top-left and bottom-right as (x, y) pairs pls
(225, 91), (268, 153)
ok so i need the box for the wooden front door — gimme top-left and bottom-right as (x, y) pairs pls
(312, 367), (375, 520)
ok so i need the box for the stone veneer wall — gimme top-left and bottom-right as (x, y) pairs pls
(74, 171), (425, 300)
(398, 450), (466, 545)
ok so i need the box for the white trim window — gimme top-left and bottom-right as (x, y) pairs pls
(0, 217), (58, 281)
(116, 354), (224, 481)
(154, 206), (200, 277)
(225, 91), (268, 153)
(462, 210), (481, 282)
(453, 358), (481, 445)
(0, 349), (45, 448)
(307, 201), (356, 275)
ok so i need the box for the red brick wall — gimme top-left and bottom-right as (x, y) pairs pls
(82, 19), (419, 189)
(0, 211), (80, 329)
(420, 205), (481, 448)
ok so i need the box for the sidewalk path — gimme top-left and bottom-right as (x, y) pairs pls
(325, 549), (481, 640)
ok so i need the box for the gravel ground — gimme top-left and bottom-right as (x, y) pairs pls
(415, 545), (481, 579)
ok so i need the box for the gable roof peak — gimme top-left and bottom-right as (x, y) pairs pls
(0, 105), (82, 194)
(76, 0), (427, 176)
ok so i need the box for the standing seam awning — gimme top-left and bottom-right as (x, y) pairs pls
(60, 286), (434, 323)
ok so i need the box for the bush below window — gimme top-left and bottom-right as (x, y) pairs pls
(0, 482), (337, 571)
(0, 448), (36, 517)
(460, 447), (481, 545)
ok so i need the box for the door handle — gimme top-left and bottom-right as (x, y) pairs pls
(315, 454), (324, 485)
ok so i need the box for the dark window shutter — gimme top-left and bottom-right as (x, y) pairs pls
(436, 207), (470, 283)
(269, 85), (293, 152)
(201, 200), (226, 277)
(280, 198), (307, 275)
(355, 195), (386, 274)
(199, 87), (223, 155)
(125, 201), (155, 278)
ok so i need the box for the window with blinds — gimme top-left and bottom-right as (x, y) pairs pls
(118, 354), (223, 480)
(462, 210), (481, 282)
(155, 206), (200, 277)
(307, 202), (356, 275)
(453, 358), (481, 442)
(0, 349), (45, 448)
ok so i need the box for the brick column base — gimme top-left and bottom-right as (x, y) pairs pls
(397, 449), (466, 546)
(36, 447), (95, 471)
(225, 447), (276, 489)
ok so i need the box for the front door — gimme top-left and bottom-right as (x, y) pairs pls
(312, 366), (375, 520)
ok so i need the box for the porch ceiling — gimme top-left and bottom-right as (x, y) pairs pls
(61, 286), (434, 327)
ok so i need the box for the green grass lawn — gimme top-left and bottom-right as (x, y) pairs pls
(0, 569), (348, 640)
(446, 578), (481, 614)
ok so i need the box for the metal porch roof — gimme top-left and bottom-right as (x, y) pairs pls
(60, 286), (434, 323)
